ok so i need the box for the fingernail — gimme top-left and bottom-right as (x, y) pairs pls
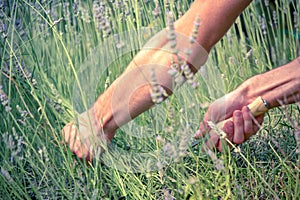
(194, 130), (201, 138)
(244, 106), (250, 112)
(235, 112), (242, 117)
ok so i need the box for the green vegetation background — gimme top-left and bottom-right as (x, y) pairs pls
(0, 0), (299, 199)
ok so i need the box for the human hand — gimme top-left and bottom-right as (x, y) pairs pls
(62, 107), (114, 162)
(195, 92), (265, 151)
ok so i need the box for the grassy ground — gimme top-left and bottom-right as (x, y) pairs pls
(0, 0), (299, 199)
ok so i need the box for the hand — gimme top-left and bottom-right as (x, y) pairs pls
(195, 91), (265, 151)
(62, 107), (114, 162)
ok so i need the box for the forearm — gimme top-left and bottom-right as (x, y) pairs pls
(94, 0), (253, 133)
(176, 0), (253, 51)
(238, 57), (300, 108)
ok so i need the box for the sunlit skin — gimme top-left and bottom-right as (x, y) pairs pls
(62, 0), (300, 161)
(195, 57), (300, 151)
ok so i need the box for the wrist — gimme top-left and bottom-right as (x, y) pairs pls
(92, 88), (118, 140)
(230, 79), (253, 106)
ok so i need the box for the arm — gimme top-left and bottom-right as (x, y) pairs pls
(176, 0), (252, 52)
(63, 0), (254, 160)
(196, 57), (300, 150)
(241, 57), (300, 108)
(99, 0), (253, 135)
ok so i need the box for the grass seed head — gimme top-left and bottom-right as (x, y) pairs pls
(0, 85), (11, 112)
(259, 15), (267, 35)
(294, 11), (298, 29)
(189, 15), (200, 44)
(163, 189), (175, 200)
(150, 68), (168, 104)
(163, 142), (178, 160)
(152, 0), (161, 18)
(1, 167), (12, 183)
(272, 10), (278, 28)
(264, 0), (270, 7)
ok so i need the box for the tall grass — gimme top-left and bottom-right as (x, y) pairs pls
(0, 0), (299, 199)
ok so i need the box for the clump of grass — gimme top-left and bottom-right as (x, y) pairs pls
(0, 0), (299, 199)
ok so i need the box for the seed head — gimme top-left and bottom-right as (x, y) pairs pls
(264, 0), (269, 6)
(163, 142), (177, 159)
(272, 11), (278, 28)
(259, 15), (267, 36)
(189, 15), (200, 44)
(150, 68), (168, 104)
(152, 0), (161, 18)
(1, 167), (12, 183)
(0, 85), (11, 112)
(294, 11), (298, 29)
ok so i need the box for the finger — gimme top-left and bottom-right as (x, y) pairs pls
(62, 122), (74, 145)
(69, 127), (79, 151)
(76, 147), (90, 162)
(223, 120), (234, 142)
(202, 131), (219, 151)
(233, 110), (244, 144)
(217, 139), (223, 152)
(70, 137), (93, 163)
(195, 120), (210, 138)
(84, 142), (94, 163)
(217, 120), (234, 151)
(242, 106), (253, 138)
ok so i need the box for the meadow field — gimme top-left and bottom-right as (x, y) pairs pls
(0, 0), (299, 199)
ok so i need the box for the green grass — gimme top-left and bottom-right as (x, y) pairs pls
(0, 0), (299, 199)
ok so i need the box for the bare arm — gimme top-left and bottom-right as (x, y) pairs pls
(96, 0), (254, 138)
(177, 0), (252, 52)
(241, 57), (300, 108)
(196, 57), (300, 150)
(63, 0), (254, 160)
